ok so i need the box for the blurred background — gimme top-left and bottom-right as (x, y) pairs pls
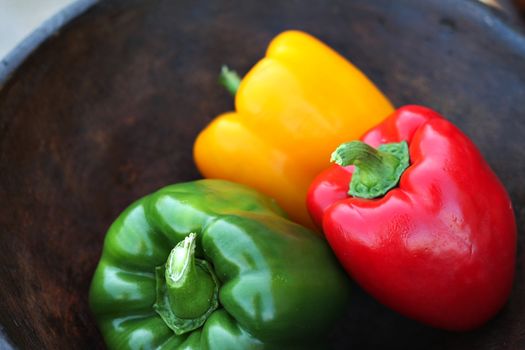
(0, 0), (523, 61)
(0, 0), (75, 58)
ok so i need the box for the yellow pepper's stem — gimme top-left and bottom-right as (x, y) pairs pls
(219, 65), (241, 96)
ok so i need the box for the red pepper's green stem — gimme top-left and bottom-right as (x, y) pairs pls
(331, 141), (409, 199)
(219, 65), (241, 96)
(154, 233), (219, 335)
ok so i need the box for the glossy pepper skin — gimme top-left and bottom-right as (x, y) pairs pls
(194, 30), (394, 229)
(90, 179), (350, 349)
(307, 105), (517, 331)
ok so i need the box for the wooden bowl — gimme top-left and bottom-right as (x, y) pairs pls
(1, 0), (524, 348)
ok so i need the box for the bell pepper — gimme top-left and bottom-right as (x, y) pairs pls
(307, 105), (517, 331)
(193, 30), (394, 229)
(90, 179), (350, 349)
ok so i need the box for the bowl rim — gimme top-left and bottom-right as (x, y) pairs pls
(0, 0), (98, 88)
(1, 0), (524, 89)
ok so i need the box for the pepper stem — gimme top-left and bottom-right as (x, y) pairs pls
(219, 65), (241, 96)
(331, 141), (409, 199)
(154, 233), (219, 335)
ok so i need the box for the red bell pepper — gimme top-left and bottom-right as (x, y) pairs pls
(307, 105), (516, 331)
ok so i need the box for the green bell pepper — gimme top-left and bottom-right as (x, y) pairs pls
(90, 180), (349, 349)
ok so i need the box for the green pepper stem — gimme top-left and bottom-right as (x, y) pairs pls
(331, 141), (409, 199)
(165, 233), (217, 319)
(219, 65), (241, 96)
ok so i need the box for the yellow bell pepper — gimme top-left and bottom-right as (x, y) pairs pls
(194, 30), (394, 229)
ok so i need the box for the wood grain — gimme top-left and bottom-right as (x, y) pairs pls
(0, 0), (524, 348)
